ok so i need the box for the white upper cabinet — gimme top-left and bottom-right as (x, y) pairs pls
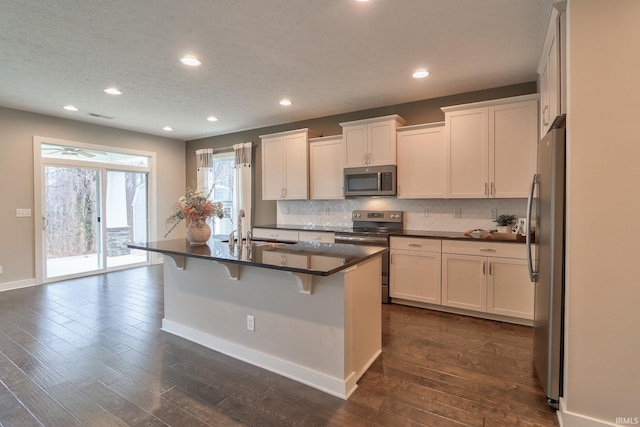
(444, 107), (489, 198)
(442, 94), (538, 199)
(538, 2), (566, 135)
(309, 135), (344, 200)
(340, 115), (405, 167)
(396, 123), (445, 199)
(260, 128), (316, 200)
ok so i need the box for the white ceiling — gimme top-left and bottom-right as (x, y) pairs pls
(0, 0), (552, 141)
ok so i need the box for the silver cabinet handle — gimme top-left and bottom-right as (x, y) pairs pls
(490, 182), (494, 196)
(408, 243), (422, 248)
(489, 261), (493, 275)
(543, 105), (550, 126)
(482, 260), (486, 275)
(270, 233), (279, 237)
(480, 248), (496, 253)
(484, 182), (488, 196)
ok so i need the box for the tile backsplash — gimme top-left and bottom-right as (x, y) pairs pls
(276, 198), (527, 232)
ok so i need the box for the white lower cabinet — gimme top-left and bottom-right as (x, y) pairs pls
(441, 253), (486, 311)
(441, 241), (534, 320)
(390, 237), (441, 304)
(251, 228), (335, 244)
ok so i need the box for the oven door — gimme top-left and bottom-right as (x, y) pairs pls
(335, 233), (390, 303)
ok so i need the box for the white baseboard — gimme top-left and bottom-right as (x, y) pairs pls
(162, 319), (356, 400)
(558, 397), (620, 427)
(0, 278), (37, 293)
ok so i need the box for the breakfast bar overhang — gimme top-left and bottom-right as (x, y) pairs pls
(129, 239), (385, 399)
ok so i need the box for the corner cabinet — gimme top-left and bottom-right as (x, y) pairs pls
(396, 122), (445, 199)
(340, 115), (405, 167)
(441, 94), (538, 199)
(538, 2), (566, 135)
(441, 240), (534, 320)
(309, 135), (344, 200)
(260, 128), (317, 200)
(390, 237), (441, 304)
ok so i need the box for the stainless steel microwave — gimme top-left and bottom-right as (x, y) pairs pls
(343, 165), (396, 197)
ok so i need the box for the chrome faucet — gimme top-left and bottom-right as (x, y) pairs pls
(245, 230), (252, 248)
(237, 209), (245, 245)
(228, 209), (246, 249)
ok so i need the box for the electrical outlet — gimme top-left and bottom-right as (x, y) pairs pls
(325, 207), (330, 215)
(246, 315), (255, 332)
(453, 208), (462, 218)
(490, 209), (498, 219)
(422, 208), (429, 217)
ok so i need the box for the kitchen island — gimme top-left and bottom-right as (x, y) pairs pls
(128, 239), (385, 399)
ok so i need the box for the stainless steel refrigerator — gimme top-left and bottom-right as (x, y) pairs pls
(526, 115), (566, 409)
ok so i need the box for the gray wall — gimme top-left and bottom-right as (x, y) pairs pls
(186, 82), (537, 226)
(0, 107), (185, 286)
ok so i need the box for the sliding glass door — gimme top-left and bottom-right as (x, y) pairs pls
(105, 170), (148, 268)
(44, 166), (103, 278)
(37, 139), (152, 282)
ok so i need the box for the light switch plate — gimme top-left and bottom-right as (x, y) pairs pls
(16, 209), (32, 217)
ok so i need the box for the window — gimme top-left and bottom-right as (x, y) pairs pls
(201, 152), (234, 236)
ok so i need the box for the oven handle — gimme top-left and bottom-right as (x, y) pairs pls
(335, 235), (388, 245)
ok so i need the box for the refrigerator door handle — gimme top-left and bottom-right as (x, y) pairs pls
(526, 174), (539, 282)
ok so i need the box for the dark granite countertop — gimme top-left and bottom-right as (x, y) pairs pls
(253, 224), (525, 244)
(129, 239), (387, 276)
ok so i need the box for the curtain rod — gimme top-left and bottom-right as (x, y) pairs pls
(194, 143), (255, 154)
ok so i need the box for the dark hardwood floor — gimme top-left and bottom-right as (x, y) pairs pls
(0, 266), (558, 427)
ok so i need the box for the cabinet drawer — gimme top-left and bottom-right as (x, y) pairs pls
(298, 231), (335, 244)
(252, 228), (299, 242)
(390, 236), (441, 252)
(442, 240), (525, 259)
(262, 251), (308, 268)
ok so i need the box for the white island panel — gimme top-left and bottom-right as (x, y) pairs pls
(161, 254), (381, 399)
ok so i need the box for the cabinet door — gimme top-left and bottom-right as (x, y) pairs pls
(442, 253), (486, 312)
(487, 257), (534, 319)
(397, 125), (445, 198)
(368, 121), (395, 166)
(310, 137), (344, 199)
(445, 108), (489, 198)
(540, 28), (559, 135)
(390, 249), (441, 304)
(262, 136), (285, 200)
(489, 100), (538, 198)
(283, 133), (308, 199)
(343, 125), (368, 167)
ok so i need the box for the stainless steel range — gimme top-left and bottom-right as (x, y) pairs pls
(334, 210), (403, 303)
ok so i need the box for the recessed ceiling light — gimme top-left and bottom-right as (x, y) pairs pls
(180, 56), (201, 66)
(279, 99), (292, 106)
(206, 116), (218, 122)
(104, 87), (122, 95)
(63, 105), (78, 111)
(163, 126), (173, 131)
(412, 69), (430, 79)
